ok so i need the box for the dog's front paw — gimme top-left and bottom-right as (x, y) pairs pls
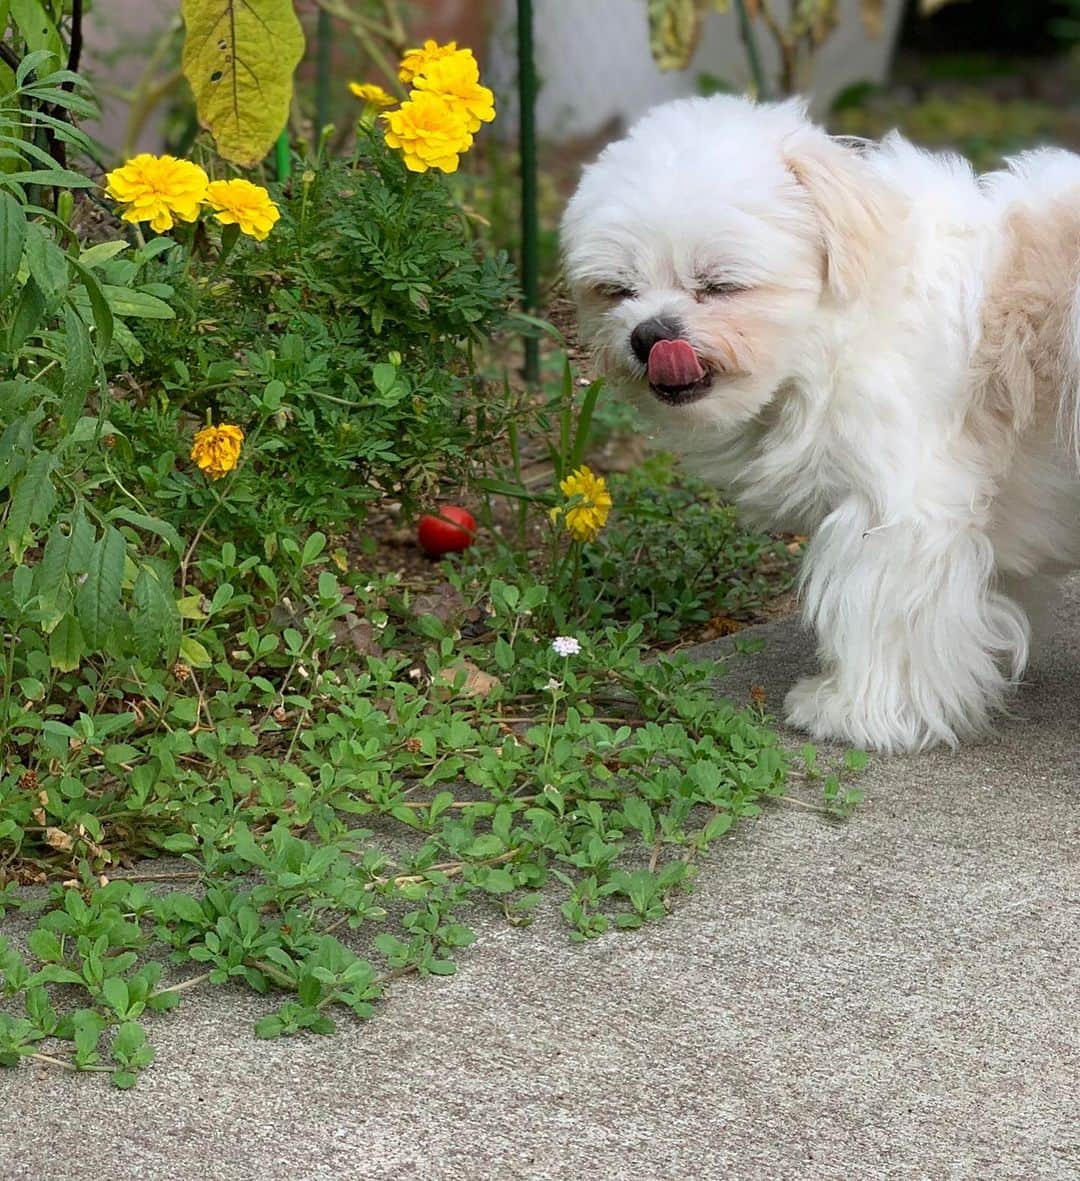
(784, 674), (921, 754)
(784, 674), (851, 743)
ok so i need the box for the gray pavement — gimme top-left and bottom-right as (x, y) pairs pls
(2, 583), (1079, 1181)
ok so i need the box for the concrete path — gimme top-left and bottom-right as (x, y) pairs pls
(2, 585), (1079, 1181)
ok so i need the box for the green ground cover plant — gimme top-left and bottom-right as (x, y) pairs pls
(0, 14), (861, 1089)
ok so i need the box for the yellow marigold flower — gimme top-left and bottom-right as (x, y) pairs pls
(204, 179), (280, 241)
(191, 423), (244, 480)
(103, 154), (208, 233)
(412, 50), (495, 133)
(550, 465), (613, 543)
(348, 81), (397, 109)
(398, 38), (458, 85)
(382, 92), (473, 174)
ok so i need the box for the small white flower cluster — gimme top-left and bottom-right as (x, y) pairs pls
(551, 636), (581, 657)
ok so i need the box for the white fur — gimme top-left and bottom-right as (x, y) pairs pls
(561, 95), (1080, 753)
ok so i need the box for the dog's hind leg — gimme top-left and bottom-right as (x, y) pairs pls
(785, 499), (1031, 753)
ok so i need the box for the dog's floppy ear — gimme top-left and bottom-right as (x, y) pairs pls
(784, 130), (895, 302)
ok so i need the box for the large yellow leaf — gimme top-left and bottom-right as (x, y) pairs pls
(180, 0), (305, 167)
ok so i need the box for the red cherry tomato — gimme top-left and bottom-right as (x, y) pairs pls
(417, 505), (477, 556)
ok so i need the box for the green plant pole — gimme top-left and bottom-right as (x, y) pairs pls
(275, 131), (291, 183)
(733, 0), (769, 100)
(315, 6), (332, 142)
(516, 0), (540, 384)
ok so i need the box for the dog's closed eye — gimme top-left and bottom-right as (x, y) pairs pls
(594, 282), (637, 301)
(694, 279), (745, 299)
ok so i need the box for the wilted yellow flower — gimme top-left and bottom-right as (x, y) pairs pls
(382, 92), (473, 173)
(348, 81), (397, 109)
(191, 423), (244, 480)
(412, 49), (495, 133)
(550, 465), (613, 543)
(104, 154), (209, 233)
(204, 179), (280, 241)
(398, 38), (458, 84)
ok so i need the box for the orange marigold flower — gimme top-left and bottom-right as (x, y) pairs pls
(104, 154), (208, 233)
(204, 179), (280, 241)
(398, 38), (458, 84)
(382, 92), (473, 173)
(348, 81), (397, 109)
(191, 423), (244, 480)
(549, 466), (612, 543)
(412, 49), (495, 133)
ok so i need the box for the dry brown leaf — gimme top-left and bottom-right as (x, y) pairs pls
(333, 612), (382, 659)
(45, 827), (73, 852)
(434, 661), (501, 700)
(412, 584), (469, 627)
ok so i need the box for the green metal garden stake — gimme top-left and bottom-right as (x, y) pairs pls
(275, 131), (291, 183)
(516, 0), (540, 384)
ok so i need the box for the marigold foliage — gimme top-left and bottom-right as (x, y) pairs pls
(191, 423), (244, 480)
(205, 179), (281, 241)
(551, 466), (613, 543)
(104, 154), (209, 233)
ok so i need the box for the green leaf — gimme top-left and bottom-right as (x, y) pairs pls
(0, 191), (25, 298)
(178, 636), (212, 668)
(101, 976), (129, 1015)
(39, 508), (94, 588)
(300, 531), (326, 566)
(9, 276), (45, 351)
(180, 0), (305, 167)
(158, 834), (198, 852)
(75, 526), (126, 649)
(24, 223), (69, 309)
(26, 928), (62, 962)
(48, 613), (85, 672)
(68, 258), (114, 353)
(5, 450), (56, 558)
(1, 168), (96, 188)
(70, 1008), (105, 1061)
(78, 241), (128, 268)
(168, 894), (205, 924)
(108, 506), (184, 556)
(10, 0), (63, 70)
(133, 565), (181, 665)
(112, 1021), (148, 1060)
(101, 285), (176, 320)
(253, 1014), (285, 1039)
(61, 303), (94, 425)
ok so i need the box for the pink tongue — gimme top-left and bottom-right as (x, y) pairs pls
(647, 339), (705, 387)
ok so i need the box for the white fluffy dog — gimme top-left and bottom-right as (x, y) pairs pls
(561, 95), (1080, 753)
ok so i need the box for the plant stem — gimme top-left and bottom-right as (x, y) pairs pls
(516, 0), (540, 384)
(315, 6), (332, 144)
(733, 0), (770, 100)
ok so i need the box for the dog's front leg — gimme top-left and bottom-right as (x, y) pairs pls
(783, 501), (1030, 753)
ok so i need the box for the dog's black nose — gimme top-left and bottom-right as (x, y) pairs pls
(630, 317), (682, 365)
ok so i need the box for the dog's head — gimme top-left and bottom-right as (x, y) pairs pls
(561, 96), (896, 430)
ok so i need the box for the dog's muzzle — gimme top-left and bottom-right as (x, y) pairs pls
(630, 317), (711, 405)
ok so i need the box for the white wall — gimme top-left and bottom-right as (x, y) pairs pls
(489, 0), (906, 140)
